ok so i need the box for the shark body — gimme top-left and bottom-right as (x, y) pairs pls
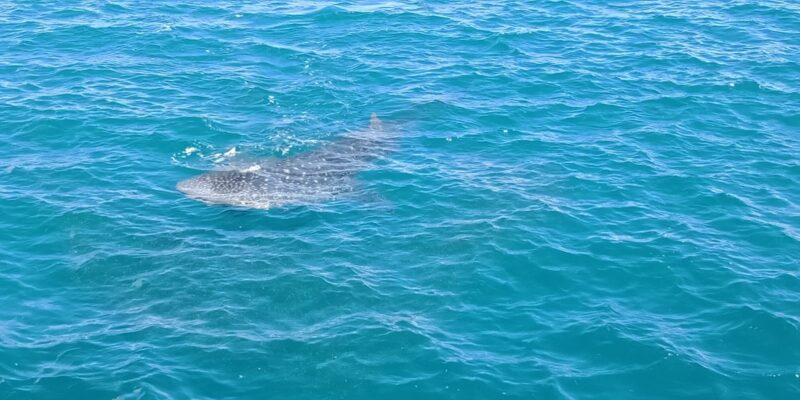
(177, 114), (389, 209)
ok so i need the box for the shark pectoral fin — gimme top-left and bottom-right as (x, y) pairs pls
(369, 112), (383, 130)
(346, 180), (394, 211)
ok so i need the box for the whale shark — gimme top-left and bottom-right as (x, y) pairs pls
(177, 113), (390, 209)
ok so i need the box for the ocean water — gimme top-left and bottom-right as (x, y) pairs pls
(1, 1), (799, 399)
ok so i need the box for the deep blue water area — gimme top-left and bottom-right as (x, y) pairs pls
(1, 1), (799, 399)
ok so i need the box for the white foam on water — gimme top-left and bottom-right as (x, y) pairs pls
(241, 164), (262, 173)
(173, 143), (218, 166)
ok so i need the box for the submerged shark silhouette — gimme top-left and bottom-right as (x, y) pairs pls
(177, 114), (390, 209)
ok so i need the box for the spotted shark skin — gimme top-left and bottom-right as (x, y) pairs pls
(177, 114), (389, 209)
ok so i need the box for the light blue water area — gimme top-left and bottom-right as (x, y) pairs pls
(1, 1), (799, 399)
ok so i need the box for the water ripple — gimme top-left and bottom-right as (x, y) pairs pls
(1, 1), (800, 399)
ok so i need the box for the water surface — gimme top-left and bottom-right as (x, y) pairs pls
(1, 1), (799, 399)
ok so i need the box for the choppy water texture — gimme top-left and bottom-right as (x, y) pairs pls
(2, 1), (799, 399)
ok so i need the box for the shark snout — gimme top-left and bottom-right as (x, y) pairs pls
(176, 177), (196, 195)
(176, 176), (213, 199)
(177, 170), (252, 204)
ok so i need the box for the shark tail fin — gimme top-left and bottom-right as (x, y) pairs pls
(369, 113), (383, 130)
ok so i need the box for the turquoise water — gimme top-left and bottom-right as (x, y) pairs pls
(2, 1), (799, 398)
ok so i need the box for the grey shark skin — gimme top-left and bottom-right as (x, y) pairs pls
(177, 113), (389, 209)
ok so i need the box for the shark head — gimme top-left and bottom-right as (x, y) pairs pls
(177, 170), (265, 207)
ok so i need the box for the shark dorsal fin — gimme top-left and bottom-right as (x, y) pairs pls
(369, 113), (382, 130)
